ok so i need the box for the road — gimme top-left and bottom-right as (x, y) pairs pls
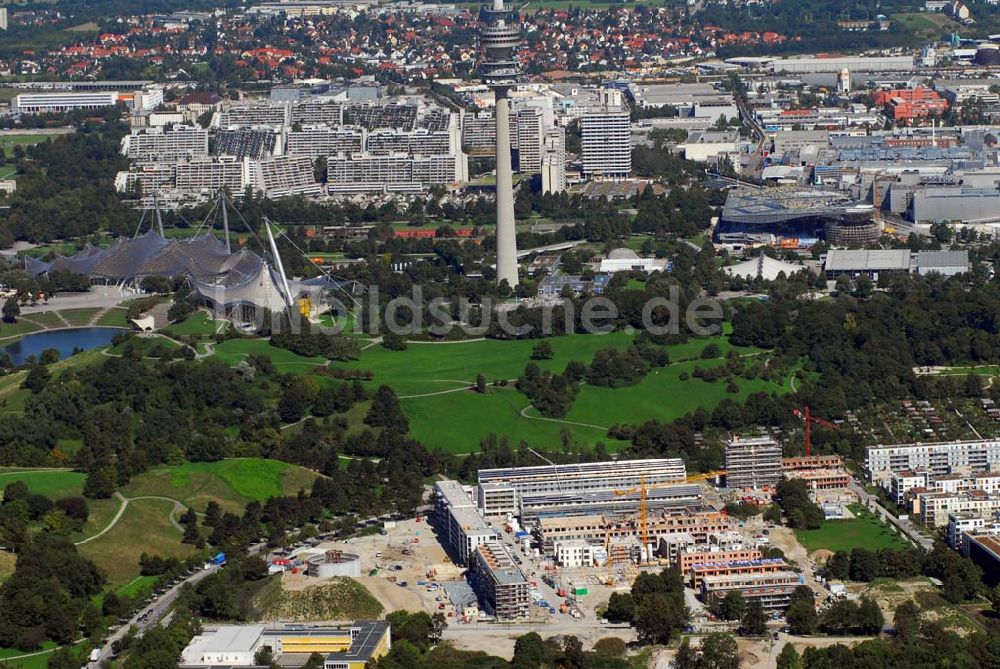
(734, 85), (768, 177)
(91, 562), (222, 667)
(850, 482), (934, 551)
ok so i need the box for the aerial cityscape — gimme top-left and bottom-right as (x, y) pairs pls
(1, 0), (1000, 668)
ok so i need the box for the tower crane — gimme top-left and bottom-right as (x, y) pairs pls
(792, 405), (838, 457)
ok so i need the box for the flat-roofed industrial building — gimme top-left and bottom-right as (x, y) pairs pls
(476, 458), (687, 516)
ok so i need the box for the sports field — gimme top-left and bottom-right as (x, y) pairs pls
(0, 133), (48, 153)
(795, 503), (910, 553)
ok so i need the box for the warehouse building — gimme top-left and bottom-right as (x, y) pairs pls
(477, 458), (687, 516)
(434, 480), (498, 565)
(181, 621), (391, 669)
(12, 91), (119, 114)
(725, 437), (783, 490)
(469, 541), (530, 619)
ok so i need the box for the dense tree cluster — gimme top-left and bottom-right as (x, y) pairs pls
(773, 478), (824, 530)
(599, 568), (690, 644)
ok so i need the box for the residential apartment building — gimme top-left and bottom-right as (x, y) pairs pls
(536, 506), (730, 552)
(366, 129), (451, 156)
(174, 157), (245, 195)
(700, 571), (803, 611)
(725, 437), (783, 490)
(675, 547), (762, 575)
(215, 129), (278, 160)
(290, 100), (343, 126)
(478, 458), (686, 502)
(516, 107), (544, 174)
(286, 127), (365, 158)
(866, 439), (1000, 482)
(246, 155), (321, 198)
(553, 539), (604, 568)
(434, 480), (498, 565)
(917, 489), (1000, 527)
(689, 557), (789, 590)
(122, 125), (209, 162)
(218, 103), (290, 129)
(469, 541), (530, 619)
(326, 154), (464, 194)
(580, 111), (631, 178)
(541, 126), (566, 194)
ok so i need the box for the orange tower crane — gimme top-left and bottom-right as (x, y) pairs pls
(792, 405), (838, 457)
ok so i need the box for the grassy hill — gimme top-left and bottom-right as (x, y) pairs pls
(121, 458), (320, 514)
(252, 577), (383, 622)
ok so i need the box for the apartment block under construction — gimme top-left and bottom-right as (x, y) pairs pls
(725, 437), (783, 490)
(535, 505), (730, 554)
(469, 540), (530, 619)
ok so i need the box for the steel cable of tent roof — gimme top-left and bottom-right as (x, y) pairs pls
(189, 196), (221, 239)
(271, 227), (366, 309)
(131, 204), (150, 239)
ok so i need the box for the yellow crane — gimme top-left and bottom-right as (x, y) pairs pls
(603, 470), (727, 582)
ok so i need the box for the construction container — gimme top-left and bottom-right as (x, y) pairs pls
(573, 586), (588, 596)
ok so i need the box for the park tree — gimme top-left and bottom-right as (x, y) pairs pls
(530, 341), (553, 360)
(21, 365), (50, 394)
(512, 631), (551, 669)
(2, 297), (19, 322)
(786, 603), (818, 637)
(365, 385), (409, 433)
(699, 633), (740, 669)
(718, 590), (745, 621)
(857, 597), (885, 635)
(776, 644), (804, 669)
(741, 598), (767, 636)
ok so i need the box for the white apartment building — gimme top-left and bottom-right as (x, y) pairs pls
(918, 490), (1000, 527)
(541, 126), (566, 194)
(891, 470), (928, 505)
(434, 480), (498, 565)
(122, 125), (209, 162)
(516, 107), (544, 174)
(327, 153), (464, 193)
(366, 129), (452, 156)
(580, 111), (631, 178)
(246, 155), (321, 198)
(12, 91), (119, 114)
(948, 512), (987, 550)
(174, 158), (245, 195)
(290, 100), (343, 125)
(867, 439), (1000, 482)
(217, 103), (290, 129)
(553, 539), (599, 568)
(286, 127), (365, 158)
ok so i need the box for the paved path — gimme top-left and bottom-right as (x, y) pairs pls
(74, 493), (189, 545)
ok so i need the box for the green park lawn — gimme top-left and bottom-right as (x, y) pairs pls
(0, 134), (49, 153)
(121, 458), (319, 514)
(337, 331), (771, 453)
(212, 337), (327, 371)
(78, 497), (195, 587)
(94, 307), (130, 328)
(559, 357), (783, 428)
(0, 469), (84, 497)
(108, 335), (180, 358)
(163, 311), (225, 338)
(401, 386), (627, 454)
(796, 504), (911, 553)
(338, 330), (640, 397)
(58, 308), (100, 327)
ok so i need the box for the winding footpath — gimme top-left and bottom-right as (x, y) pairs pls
(74, 493), (189, 546)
